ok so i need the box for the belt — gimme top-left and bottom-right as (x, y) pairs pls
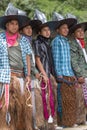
(56, 78), (78, 86)
(11, 71), (24, 78)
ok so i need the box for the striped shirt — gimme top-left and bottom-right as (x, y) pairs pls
(33, 35), (51, 77)
(51, 35), (74, 77)
(0, 32), (32, 84)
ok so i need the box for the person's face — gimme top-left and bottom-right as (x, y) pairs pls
(57, 24), (69, 37)
(74, 28), (84, 39)
(6, 20), (19, 35)
(22, 25), (32, 36)
(40, 26), (51, 38)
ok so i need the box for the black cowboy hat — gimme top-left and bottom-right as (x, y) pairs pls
(37, 21), (60, 32)
(69, 22), (87, 34)
(34, 9), (59, 32)
(16, 8), (42, 33)
(52, 12), (77, 30)
(20, 19), (42, 30)
(0, 3), (30, 30)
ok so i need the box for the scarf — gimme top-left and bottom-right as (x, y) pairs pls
(77, 38), (85, 48)
(6, 31), (18, 47)
(38, 35), (55, 76)
(77, 38), (87, 63)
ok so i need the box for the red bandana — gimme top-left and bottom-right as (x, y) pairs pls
(6, 32), (18, 47)
(77, 38), (85, 48)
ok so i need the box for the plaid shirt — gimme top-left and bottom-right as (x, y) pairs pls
(0, 32), (32, 84)
(51, 35), (74, 77)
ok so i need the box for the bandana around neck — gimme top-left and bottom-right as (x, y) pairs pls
(77, 38), (85, 48)
(6, 31), (18, 47)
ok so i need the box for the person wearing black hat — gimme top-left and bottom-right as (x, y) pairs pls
(0, 3), (32, 130)
(51, 13), (77, 127)
(20, 17), (45, 130)
(33, 9), (56, 130)
(70, 22), (87, 125)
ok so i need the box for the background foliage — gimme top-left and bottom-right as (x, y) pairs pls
(0, 0), (87, 22)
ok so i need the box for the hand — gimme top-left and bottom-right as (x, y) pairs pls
(78, 77), (85, 84)
(25, 76), (31, 86)
(42, 75), (49, 84)
(57, 75), (63, 83)
(35, 73), (41, 80)
(58, 76), (63, 78)
(72, 76), (77, 80)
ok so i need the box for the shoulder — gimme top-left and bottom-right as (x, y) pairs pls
(51, 36), (61, 47)
(0, 32), (7, 48)
(20, 35), (31, 47)
(34, 39), (39, 44)
(34, 37), (41, 44)
(20, 35), (29, 43)
(33, 38), (41, 48)
(0, 32), (6, 39)
(69, 38), (79, 51)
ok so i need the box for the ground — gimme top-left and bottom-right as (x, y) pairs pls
(63, 124), (87, 130)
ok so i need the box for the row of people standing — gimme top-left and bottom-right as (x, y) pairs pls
(20, 10), (87, 129)
(51, 16), (87, 128)
(0, 3), (87, 130)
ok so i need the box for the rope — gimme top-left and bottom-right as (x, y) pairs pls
(26, 73), (47, 107)
(5, 84), (11, 125)
(39, 73), (47, 90)
(26, 82), (32, 108)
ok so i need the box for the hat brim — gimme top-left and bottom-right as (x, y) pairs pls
(46, 21), (59, 31)
(29, 20), (42, 29)
(38, 21), (59, 32)
(0, 15), (29, 30)
(39, 18), (77, 31)
(52, 18), (77, 30)
(69, 22), (87, 34)
(20, 19), (42, 32)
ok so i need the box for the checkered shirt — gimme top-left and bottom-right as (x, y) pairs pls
(51, 35), (74, 77)
(0, 32), (32, 84)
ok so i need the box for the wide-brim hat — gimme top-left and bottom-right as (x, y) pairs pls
(52, 12), (77, 30)
(38, 21), (60, 32)
(20, 19), (42, 30)
(0, 3), (30, 30)
(0, 15), (30, 30)
(34, 9), (59, 32)
(69, 22), (87, 34)
(54, 18), (77, 29)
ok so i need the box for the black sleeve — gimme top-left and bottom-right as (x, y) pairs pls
(33, 40), (41, 57)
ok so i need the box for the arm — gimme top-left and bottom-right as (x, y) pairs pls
(35, 56), (47, 77)
(51, 39), (62, 77)
(70, 40), (85, 77)
(30, 46), (41, 79)
(33, 40), (48, 82)
(31, 58), (40, 79)
(24, 38), (32, 85)
(26, 55), (31, 85)
(26, 55), (31, 76)
(35, 56), (48, 82)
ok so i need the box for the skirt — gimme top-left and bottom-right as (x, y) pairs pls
(75, 84), (86, 124)
(57, 76), (76, 127)
(31, 79), (45, 129)
(0, 76), (33, 130)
